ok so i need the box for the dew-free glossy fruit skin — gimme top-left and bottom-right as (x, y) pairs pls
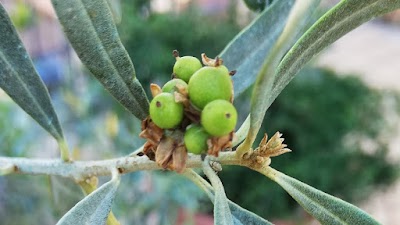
(149, 93), (184, 129)
(201, 100), (237, 137)
(184, 125), (209, 154)
(173, 56), (202, 83)
(162, 79), (188, 93)
(188, 66), (232, 109)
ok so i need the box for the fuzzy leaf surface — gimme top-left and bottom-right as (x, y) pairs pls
(0, 4), (65, 142)
(229, 200), (273, 225)
(51, 0), (149, 120)
(56, 177), (120, 225)
(203, 159), (234, 225)
(219, 0), (295, 97)
(269, 0), (400, 110)
(267, 168), (380, 225)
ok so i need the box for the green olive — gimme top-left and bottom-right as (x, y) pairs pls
(173, 56), (202, 83)
(149, 93), (184, 129)
(201, 100), (237, 137)
(162, 78), (188, 93)
(184, 125), (209, 154)
(188, 66), (232, 109)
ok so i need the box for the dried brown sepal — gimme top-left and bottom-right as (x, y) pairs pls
(173, 83), (189, 105)
(171, 144), (187, 173)
(176, 83), (188, 95)
(207, 132), (234, 156)
(229, 70), (237, 76)
(172, 49), (180, 59)
(142, 142), (156, 160)
(139, 117), (164, 146)
(150, 83), (162, 97)
(256, 132), (291, 158)
(172, 85), (201, 123)
(241, 132), (290, 168)
(184, 103), (201, 124)
(174, 92), (189, 107)
(139, 117), (164, 160)
(150, 131), (188, 173)
(201, 53), (223, 67)
(155, 136), (175, 169)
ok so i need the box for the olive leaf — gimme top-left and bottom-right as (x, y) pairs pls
(219, 0), (295, 98)
(56, 175), (120, 225)
(106, 0), (122, 24)
(0, 3), (68, 158)
(51, 0), (149, 120)
(264, 167), (380, 225)
(184, 169), (273, 225)
(203, 158), (234, 225)
(268, 0), (400, 112)
(236, 0), (320, 156)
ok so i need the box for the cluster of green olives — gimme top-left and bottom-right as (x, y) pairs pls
(149, 51), (237, 155)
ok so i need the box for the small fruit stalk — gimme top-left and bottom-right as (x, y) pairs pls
(140, 50), (237, 172)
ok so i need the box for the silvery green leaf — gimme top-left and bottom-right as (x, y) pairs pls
(237, 0), (320, 155)
(220, 0), (295, 97)
(56, 176), (120, 225)
(0, 3), (67, 151)
(267, 167), (380, 225)
(229, 200), (274, 225)
(51, 0), (149, 120)
(106, 0), (122, 24)
(203, 158), (234, 225)
(269, 0), (400, 111)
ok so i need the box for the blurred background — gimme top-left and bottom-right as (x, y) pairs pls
(0, 0), (400, 224)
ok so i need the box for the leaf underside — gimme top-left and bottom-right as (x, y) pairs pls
(219, 0), (296, 98)
(56, 177), (120, 225)
(269, 168), (380, 225)
(51, 0), (149, 120)
(0, 3), (65, 142)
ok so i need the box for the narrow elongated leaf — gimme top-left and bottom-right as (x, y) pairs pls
(51, 0), (149, 120)
(0, 4), (66, 148)
(269, 0), (400, 110)
(265, 167), (380, 225)
(106, 0), (122, 24)
(203, 158), (234, 225)
(56, 176), (120, 225)
(219, 0), (295, 97)
(183, 169), (273, 225)
(229, 200), (273, 225)
(236, 0), (320, 156)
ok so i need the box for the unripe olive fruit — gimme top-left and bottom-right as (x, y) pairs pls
(188, 66), (232, 109)
(184, 125), (209, 154)
(173, 56), (202, 83)
(162, 78), (188, 93)
(201, 100), (237, 137)
(150, 93), (184, 129)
